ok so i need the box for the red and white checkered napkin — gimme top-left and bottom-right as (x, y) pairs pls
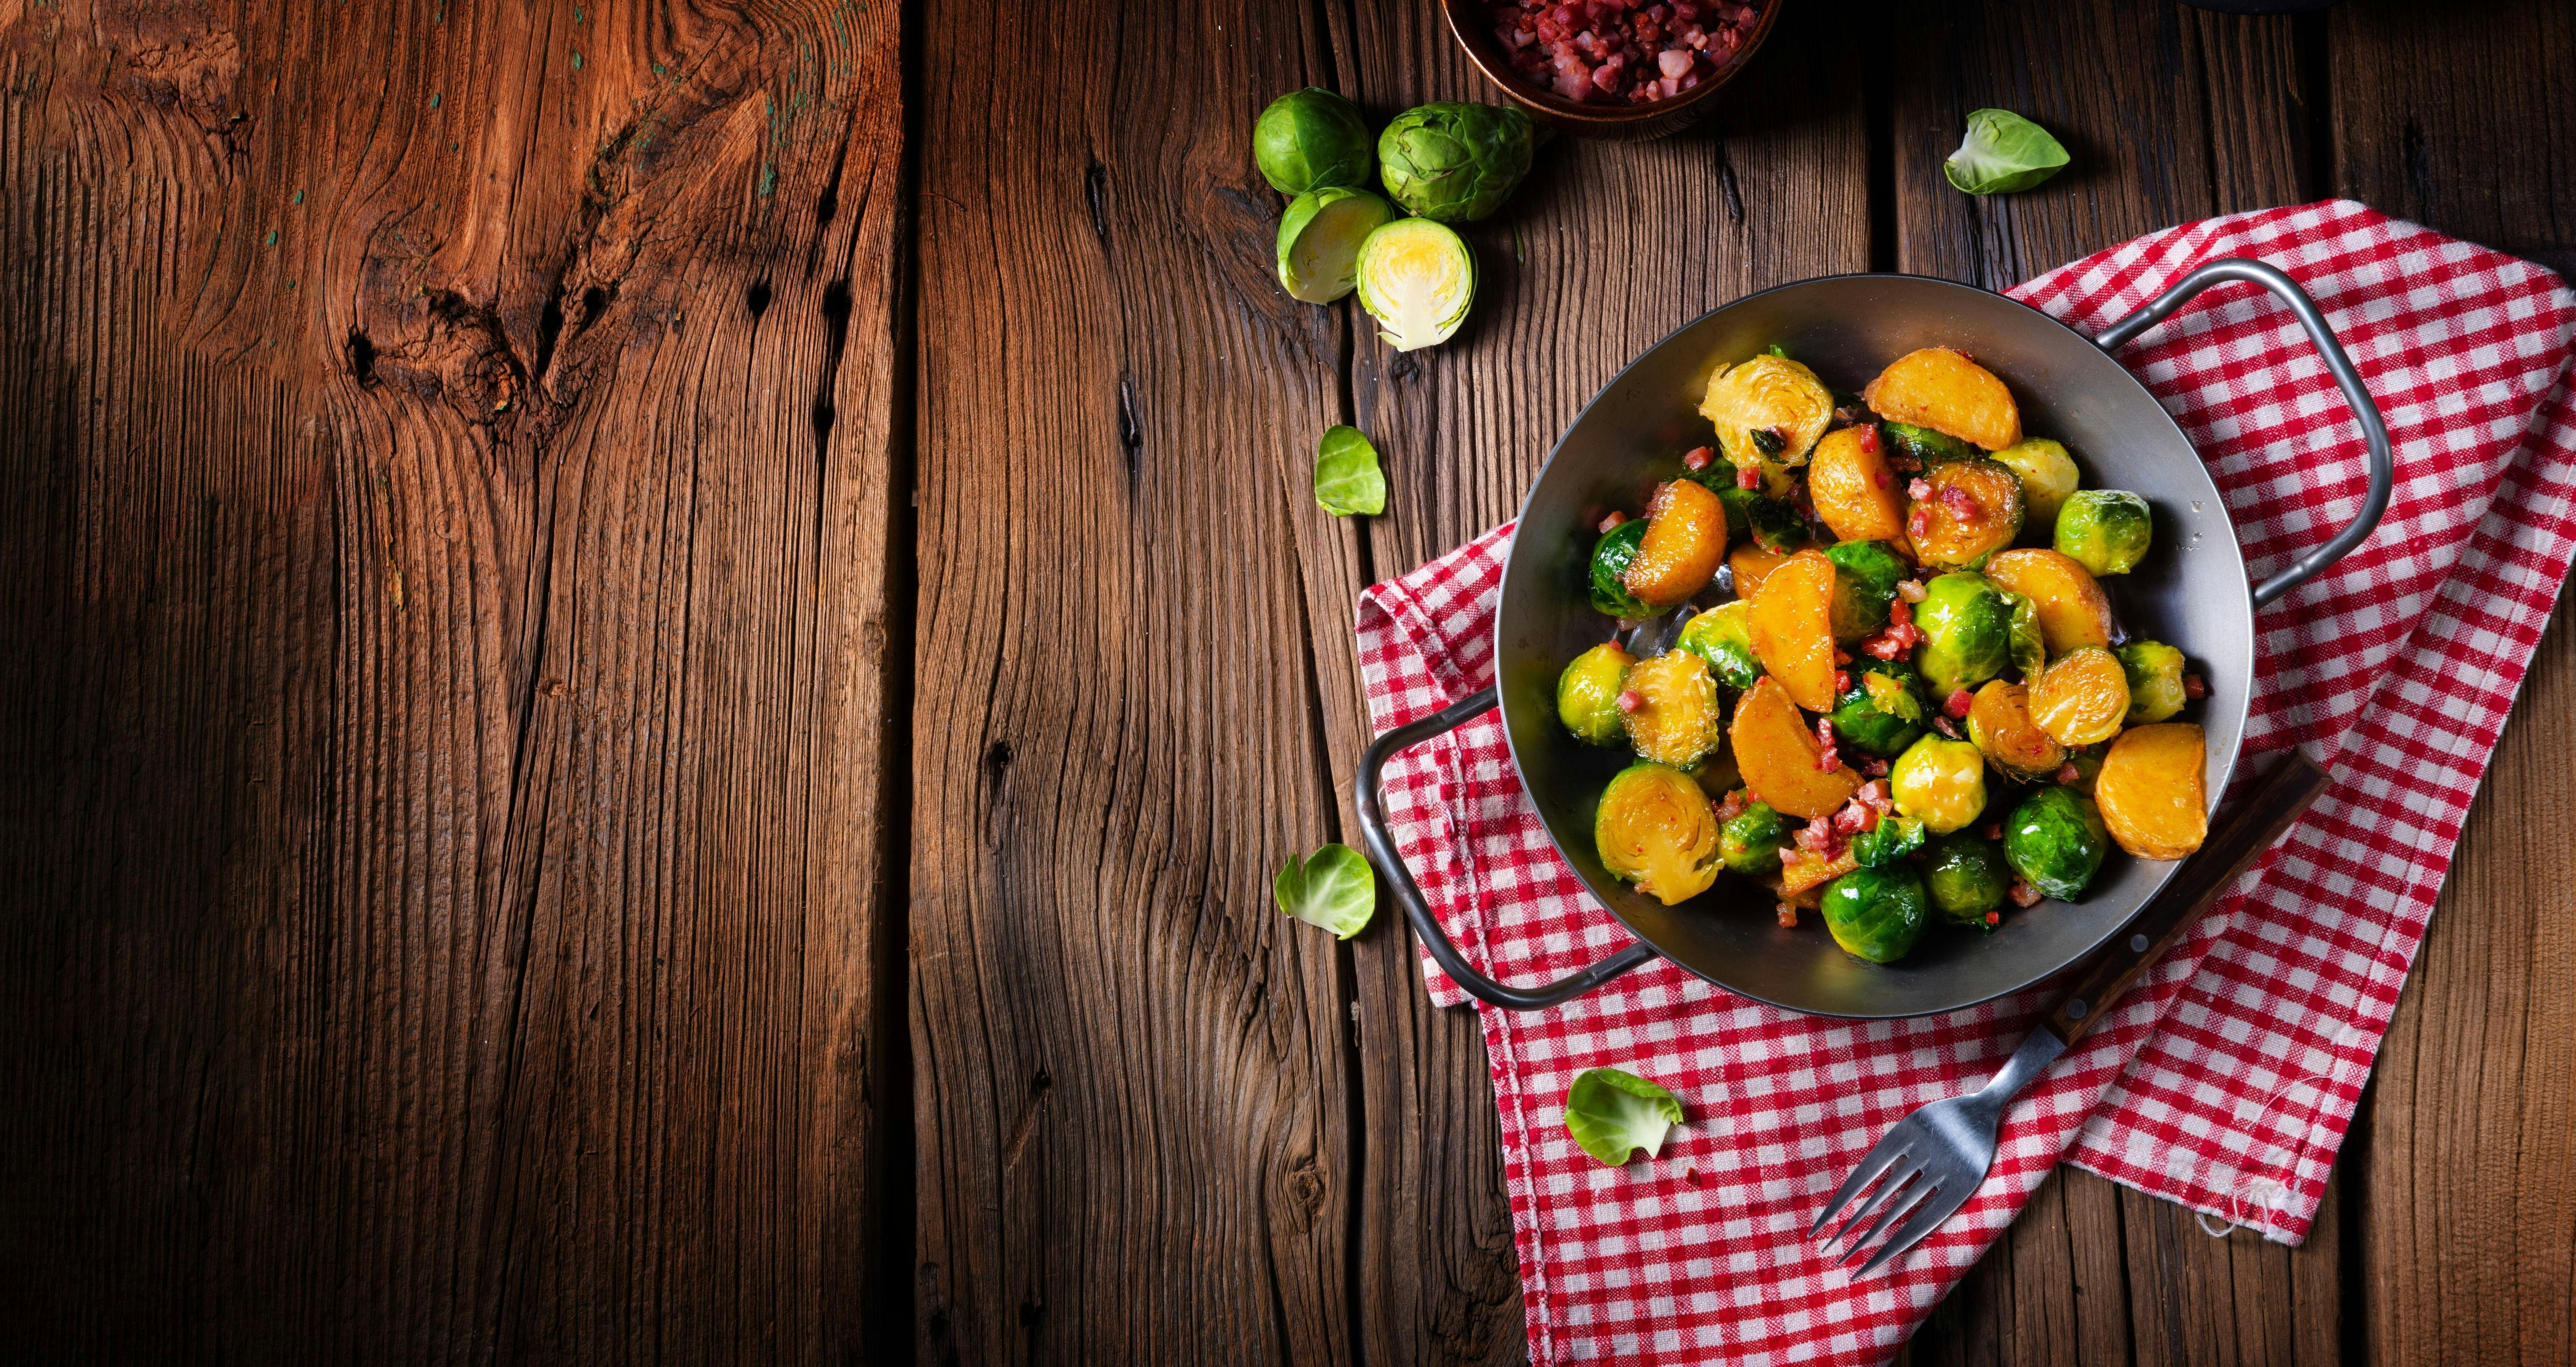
(1354, 201), (2576, 1365)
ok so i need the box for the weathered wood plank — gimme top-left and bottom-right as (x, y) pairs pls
(905, 0), (1373, 1360)
(0, 1), (905, 1360)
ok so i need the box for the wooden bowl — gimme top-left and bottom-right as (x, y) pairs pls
(1437, 0), (1782, 141)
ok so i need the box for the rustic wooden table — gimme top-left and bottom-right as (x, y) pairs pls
(4, 0), (2572, 1362)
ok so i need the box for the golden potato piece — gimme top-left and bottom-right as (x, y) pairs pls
(1730, 676), (1861, 820)
(1807, 426), (1907, 543)
(2096, 723), (2208, 859)
(1625, 479), (1728, 609)
(1699, 354), (1835, 469)
(2028, 647), (2130, 748)
(1728, 540), (1802, 598)
(1983, 548), (2115, 654)
(1780, 848), (1858, 898)
(1861, 347), (2023, 451)
(1966, 680), (2066, 782)
(1747, 549), (1839, 713)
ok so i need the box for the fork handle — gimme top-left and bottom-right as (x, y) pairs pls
(2042, 750), (2333, 1046)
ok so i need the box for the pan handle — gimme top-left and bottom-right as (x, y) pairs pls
(1354, 685), (1661, 1011)
(2091, 257), (2394, 608)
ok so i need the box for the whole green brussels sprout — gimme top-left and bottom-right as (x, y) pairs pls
(1821, 865), (1931, 964)
(1882, 421), (1978, 467)
(1915, 573), (2013, 695)
(2001, 785), (2110, 900)
(2001, 591), (2046, 680)
(1719, 798), (1789, 877)
(1890, 734), (1989, 834)
(1991, 438), (2080, 536)
(1676, 601), (1764, 691)
(1589, 518), (1656, 619)
(2055, 489), (2154, 576)
(1254, 88), (1375, 196)
(1824, 539), (1908, 641)
(1921, 832), (2012, 927)
(1714, 483), (1804, 552)
(1377, 102), (1535, 223)
(2117, 641), (2187, 723)
(1557, 642), (1634, 746)
(1826, 659), (1927, 758)
(1849, 814), (1927, 868)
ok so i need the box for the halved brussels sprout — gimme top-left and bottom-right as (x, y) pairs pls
(1821, 865), (1931, 964)
(1589, 518), (1656, 620)
(1676, 601), (1764, 691)
(1991, 438), (2080, 536)
(1881, 421), (1979, 469)
(1254, 88), (1375, 195)
(1966, 680), (2067, 782)
(1716, 483), (1806, 553)
(2028, 647), (2130, 748)
(1557, 642), (1637, 747)
(1699, 355), (1835, 471)
(1719, 798), (1789, 876)
(1625, 480), (1729, 609)
(1890, 734), (1989, 835)
(1623, 651), (1723, 768)
(1276, 186), (1398, 303)
(1862, 347), (2023, 451)
(1355, 217), (1476, 352)
(1850, 814), (1927, 868)
(2001, 785), (2109, 900)
(1595, 763), (1724, 906)
(1915, 572), (2012, 696)
(2117, 641), (2188, 724)
(1826, 659), (1928, 758)
(1824, 539), (1908, 642)
(2054, 489), (2153, 576)
(2001, 591), (2047, 680)
(1909, 458), (2024, 570)
(1922, 831), (2012, 926)
(1376, 102), (1535, 224)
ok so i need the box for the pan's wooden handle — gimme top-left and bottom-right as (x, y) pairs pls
(2043, 750), (2333, 1046)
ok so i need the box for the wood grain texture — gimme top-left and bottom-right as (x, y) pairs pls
(0, 0), (905, 1359)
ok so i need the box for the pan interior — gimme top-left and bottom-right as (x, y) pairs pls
(1496, 276), (2252, 1018)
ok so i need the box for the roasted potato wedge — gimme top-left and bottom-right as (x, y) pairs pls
(1747, 549), (1840, 712)
(1730, 675), (1861, 819)
(1982, 548), (2115, 654)
(1861, 346), (2022, 451)
(2096, 723), (2208, 859)
(1625, 479), (1728, 609)
(1807, 426), (1907, 543)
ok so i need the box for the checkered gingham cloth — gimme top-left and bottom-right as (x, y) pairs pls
(1353, 201), (2576, 1365)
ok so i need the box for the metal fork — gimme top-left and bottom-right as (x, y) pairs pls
(1810, 748), (2333, 1275)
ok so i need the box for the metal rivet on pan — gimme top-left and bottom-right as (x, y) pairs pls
(2067, 999), (2089, 1020)
(2130, 934), (2151, 953)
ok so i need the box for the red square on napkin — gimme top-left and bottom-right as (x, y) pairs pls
(1354, 202), (2576, 1366)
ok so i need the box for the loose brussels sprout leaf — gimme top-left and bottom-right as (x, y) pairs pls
(2055, 489), (2154, 576)
(1589, 519), (1656, 620)
(1827, 661), (1927, 758)
(1594, 763), (1724, 905)
(1882, 421), (1978, 468)
(1821, 865), (1930, 964)
(1313, 424), (1387, 516)
(1891, 734), (1989, 835)
(1713, 483), (1805, 553)
(1943, 108), (2071, 196)
(2001, 786), (2110, 900)
(1557, 642), (1635, 747)
(1719, 798), (1788, 876)
(1992, 439), (2080, 535)
(2117, 641), (2188, 724)
(1563, 1067), (1685, 1167)
(1850, 814), (1927, 868)
(1377, 102), (1535, 223)
(1824, 539), (1908, 641)
(2000, 591), (2047, 680)
(1922, 832), (2011, 926)
(1276, 186), (1397, 304)
(1255, 88), (1376, 196)
(1355, 218), (1476, 352)
(1677, 602), (1764, 691)
(1916, 573), (2013, 695)
(1274, 844), (1376, 939)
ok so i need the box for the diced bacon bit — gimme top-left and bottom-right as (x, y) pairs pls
(1858, 754), (1890, 778)
(1833, 670), (1852, 694)
(1777, 903), (1799, 927)
(1488, 0), (1760, 105)
(1895, 579), (1927, 604)
(1682, 445), (1714, 472)
(1712, 788), (1749, 823)
(1792, 818), (1845, 858)
(1931, 713), (1962, 740)
(1938, 482), (1982, 521)
(2055, 761), (2082, 785)
(2184, 673), (2208, 700)
(1981, 823), (2003, 841)
(1735, 462), (1760, 491)
(1813, 718), (1842, 772)
(1830, 796), (1880, 835)
(1984, 910), (2002, 926)
(2009, 879), (2045, 909)
(1860, 619), (1922, 661)
(1778, 845), (1807, 868)
(1907, 477), (1933, 501)
(1943, 688), (1975, 719)
(1832, 647), (1853, 666)
(1856, 424), (1881, 455)
(1907, 505), (1933, 540)
(1873, 469), (1891, 490)
(1683, 1165), (1704, 1188)
(1616, 689), (1646, 713)
(1599, 509), (1629, 533)
(1856, 780), (1892, 809)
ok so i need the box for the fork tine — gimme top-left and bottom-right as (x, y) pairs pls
(1806, 1134), (1917, 1237)
(1819, 1160), (1917, 1252)
(1855, 1182), (1968, 1276)
(1834, 1172), (1933, 1262)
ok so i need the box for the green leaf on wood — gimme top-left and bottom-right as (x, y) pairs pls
(1314, 424), (1388, 517)
(1274, 844), (1375, 939)
(1944, 108), (2071, 195)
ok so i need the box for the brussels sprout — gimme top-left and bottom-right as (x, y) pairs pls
(2117, 641), (2188, 724)
(1921, 832), (2012, 927)
(1890, 734), (1989, 835)
(1685, 747), (1741, 798)
(2054, 489), (2153, 576)
(1881, 421), (1978, 467)
(1824, 539), (1908, 641)
(1719, 798), (1789, 877)
(2000, 591), (2047, 680)
(1699, 355), (1835, 471)
(1676, 601), (1764, 690)
(1355, 218), (1476, 352)
(1595, 763), (1724, 906)
(2001, 785), (2110, 900)
(1826, 660), (1927, 758)
(1850, 814), (1927, 868)
(1622, 651), (1723, 768)
(1910, 458), (2024, 570)
(1821, 865), (1931, 964)
(1556, 642), (1635, 747)
(1991, 438), (2080, 535)
(1715, 483), (1805, 553)
(1275, 186), (1397, 303)
(2062, 742), (2107, 795)
(1376, 102), (1535, 223)
(1254, 88), (1376, 196)
(1915, 572), (2013, 695)
(1588, 518), (1656, 619)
